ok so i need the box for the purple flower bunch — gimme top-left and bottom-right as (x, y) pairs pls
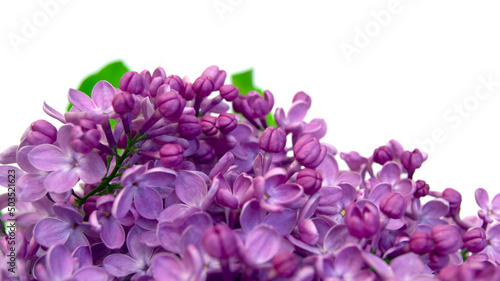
(1, 65), (500, 281)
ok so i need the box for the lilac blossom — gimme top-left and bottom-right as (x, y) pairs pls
(4, 64), (500, 280)
(27, 124), (106, 193)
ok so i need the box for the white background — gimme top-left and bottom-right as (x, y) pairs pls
(1, 0), (499, 217)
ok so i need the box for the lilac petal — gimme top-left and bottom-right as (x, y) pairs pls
(245, 225), (280, 266)
(0, 145), (18, 164)
(43, 101), (66, 123)
(77, 151), (106, 184)
(337, 171), (362, 188)
(140, 230), (160, 247)
(216, 188), (238, 209)
(127, 226), (153, 263)
(208, 152), (234, 179)
(339, 183), (357, 207)
(201, 174), (220, 210)
(264, 168), (287, 189)
(140, 167), (177, 187)
(175, 171), (207, 208)
(72, 246), (92, 268)
(92, 80), (115, 110)
(379, 162), (400, 185)
(134, 187), (162, 219)
(303, 118), (327, 140)
(421, 200), (449, 218)
(241, 200), (266, 233)
(73, 267), (109, 281)
(360, 251), (394, 280)
(394, 178), (413, 195)
(268, 183), (303, 205)
(101, 217), (125, 249)
(183, 212), (213, 230)
(103, 254), (142, 277)
(230, 124), (252, 142)
(121, 165), (147, 187)
(334, 246), (363, 276)
(324, 224), (357, 253)
(112, 185), (136, 219)
(159, 204), (197, 224)
(233, 173), (253, 205)
(47, 244), (76, 280)
(152, 254), (184, 281)
(44, 168), (79, 193)
(368, 183), (392, 205)
(285, 234), (322, 255)
(298, 193), (321, 221)
(158, 222), (181, 253)
(53, 204), (83, 224)
(69, 88), (98, 111)
(29, 144), (70, 170)
(0, 166), (24, 187)
(182, 245), (205, 280)
(18, 174), (47, 202)
(264, 208), (297, 236)
(17, 146), (39, 173)
(253, 153), (264, 177)
(391, 253), (424, 278)
(475, 188), (490, 210)
(179, 225), (204, 253)
(275, 108), (287, 128)
(287, 101), (309, 123)
(66, 231), (89, 252)
(487, 224), (500, 240)
(317, 154), (339, 186)
(56, 124), (75, 155)
(318, 186), (343, 206)
(34, 218), (70, 247)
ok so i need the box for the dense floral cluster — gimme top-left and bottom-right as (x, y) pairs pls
(0, 65), (499, 280)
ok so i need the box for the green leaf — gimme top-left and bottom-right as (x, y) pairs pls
(67, 60), (130, 112)
(231, 68), (276, 128)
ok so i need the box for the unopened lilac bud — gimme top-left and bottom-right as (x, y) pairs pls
(141, 70), (151, 85)
(296, 169), (322, 195)
(149, 77), (164, 98)
(157, 91), (186, 120)
(259, 127), (286, 153)
(183, 82), (195, 101)
(373, 146), (393, 165)
(272, 252), (299, 278)
(201, 116), (218, 136)
(340, 151), (367, 171)
(152, 67), (166, 79)
(70, 125), (101, 154)
(217, 113), (237, 134)
(463, 228), (487, 253)
(112, 91), (135, 115)
(293, 134), (327, 169)
(193, 142), (215, 163)
(380, 192), (406, 219)
(27, 120), (57, 145)
(160, 143), (184, 168)
(414, 180), (430, 198)
(177, 115), (201, 139)
(345, 202), (380, 239)
(400, 149), (424, 178)
(219, 85), (238, 101)
(192, 75), (214, 97)
(442, 188), (462, 215)
(431, 225), (463, 255)
(409, 231), (433, 254)
(202, 224), (237, 259)
(164, 75), (185, 96)
(428, 253), (450, 271)
(120, 71), (145, 95)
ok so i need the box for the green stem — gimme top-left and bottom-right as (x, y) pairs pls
(75, 133), (146, 206)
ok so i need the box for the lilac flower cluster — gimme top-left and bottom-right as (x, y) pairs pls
(1, 65), (499, 280)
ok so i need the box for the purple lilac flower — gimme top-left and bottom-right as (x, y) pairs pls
(34, 244), (109, 281)
(28, 124), (106, 193)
